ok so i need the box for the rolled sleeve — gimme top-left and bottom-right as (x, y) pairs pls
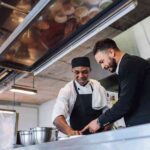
(52, 86), (70, 123)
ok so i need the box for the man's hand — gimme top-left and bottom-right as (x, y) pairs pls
(81, 118), (100, 133)
(54, 116), (82, 136)
(67, 128), (82, 136)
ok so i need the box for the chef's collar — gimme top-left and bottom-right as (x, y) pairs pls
(116, 53), (125, 74)
(75, 80), (89, 87)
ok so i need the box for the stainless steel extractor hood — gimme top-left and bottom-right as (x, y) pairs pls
(0, 67), (21, 90)
(0, 0), (137, 75)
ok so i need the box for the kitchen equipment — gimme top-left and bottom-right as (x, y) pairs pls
(0, 109), (17, 149)
(0, 0), (137, 74)
(0, 0), (29, 14)
(31, 127), (58, 144)
(16, 131), (21, 145)
(50, 128), (58, 141)
(19, 130), (33, 146)
(99, 0), (113, 10)
(18, 127), (58, 146)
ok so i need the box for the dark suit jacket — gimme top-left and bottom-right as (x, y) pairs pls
(98, 54), (150, 127)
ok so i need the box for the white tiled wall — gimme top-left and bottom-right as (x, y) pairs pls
(39, 99), (56, 127)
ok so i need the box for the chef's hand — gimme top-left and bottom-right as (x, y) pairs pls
(67, 128), (82, 136)
(81, 119), (100, 134)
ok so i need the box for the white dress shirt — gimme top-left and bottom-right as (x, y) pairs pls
(52, 79), (107, 123)
(116, 53), (125, 74)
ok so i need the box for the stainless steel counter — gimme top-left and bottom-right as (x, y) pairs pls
(11, 124), (150, 150)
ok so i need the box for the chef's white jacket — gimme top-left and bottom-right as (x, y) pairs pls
(52, 79), (107, 123)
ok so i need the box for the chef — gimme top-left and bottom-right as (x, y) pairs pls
(52, 57), (108, 135)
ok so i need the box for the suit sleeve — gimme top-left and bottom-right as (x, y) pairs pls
(98, 59), (144, 127)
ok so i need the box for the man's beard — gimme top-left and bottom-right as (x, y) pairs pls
(109, 58), (117, 73)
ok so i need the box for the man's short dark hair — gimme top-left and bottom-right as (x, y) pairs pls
(93, 38), (119, 55)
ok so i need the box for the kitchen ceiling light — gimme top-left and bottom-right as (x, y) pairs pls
(10, 85), (37, 95)
(10, 75), (37, 95)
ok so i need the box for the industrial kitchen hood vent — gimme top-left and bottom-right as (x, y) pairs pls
(0, 0), (137, 75)
(0, 67), (17, 83)
(0, 66), (24, 91)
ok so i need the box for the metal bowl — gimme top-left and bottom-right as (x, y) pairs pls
(19, 130), (33, 146)
(31, 127), (52, 144)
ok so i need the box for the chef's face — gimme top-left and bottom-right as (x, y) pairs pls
(72, 66), (91, 86)
(95, 50), (117, 73)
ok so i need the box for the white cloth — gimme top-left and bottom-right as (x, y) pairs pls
(52, 79), (107, 123)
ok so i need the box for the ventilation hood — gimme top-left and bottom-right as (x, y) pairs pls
(0, 0), (38, 90)
(0, 67), (25, 91)
(0, 0), (38, 46)
(0, 0), (137, 75)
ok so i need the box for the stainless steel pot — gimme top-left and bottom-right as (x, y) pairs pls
(50, 128), (58, 141)
(19, 130), (33, 146)
(31, 127), (58, 144)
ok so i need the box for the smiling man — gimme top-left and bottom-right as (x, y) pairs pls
(82, 38), (150, 133)
(52, 57), (108, 135)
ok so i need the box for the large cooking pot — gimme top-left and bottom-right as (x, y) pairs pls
(19, 130), (33, 146)
(50, 128), (58, 141)
(31, 127), (58, 144)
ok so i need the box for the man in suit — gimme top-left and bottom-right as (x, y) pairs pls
(81, 38), (150, 133)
